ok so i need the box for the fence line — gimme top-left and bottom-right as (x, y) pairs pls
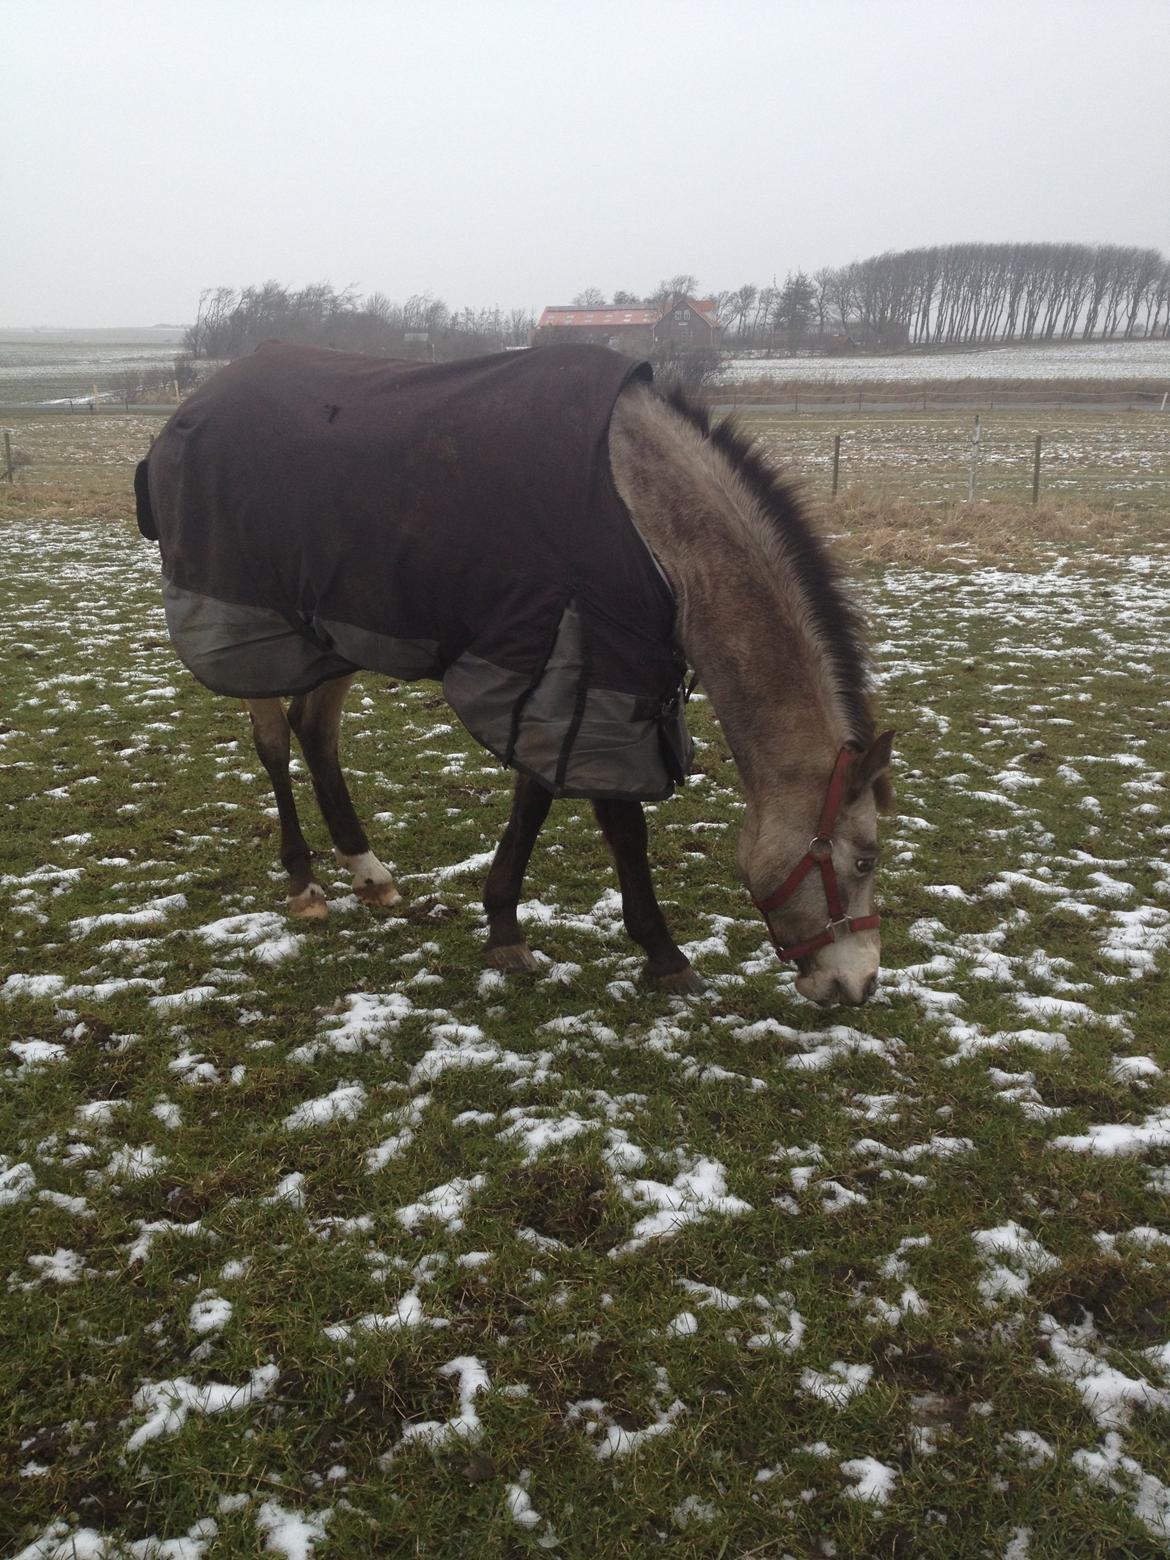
(763, 424), (1170, 509)
(714, 387), (1170, 415)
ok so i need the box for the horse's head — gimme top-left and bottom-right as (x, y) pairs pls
(740, 732), (894, 1007)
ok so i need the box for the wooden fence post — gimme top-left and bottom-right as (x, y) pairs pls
(1032, 433), (1042, 506)
(967, 414), (982, 503)
(831, 433), (841, 498)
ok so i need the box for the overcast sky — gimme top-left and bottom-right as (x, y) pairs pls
(4, 0), (1168, 327)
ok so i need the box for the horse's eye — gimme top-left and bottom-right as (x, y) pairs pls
(856, 858), (876, 876)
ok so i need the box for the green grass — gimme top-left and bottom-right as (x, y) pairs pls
(1, 440), (1170, 1555)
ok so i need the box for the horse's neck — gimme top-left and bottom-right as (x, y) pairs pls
(677, 564), (839, 802)
(609, 387), (842, 804)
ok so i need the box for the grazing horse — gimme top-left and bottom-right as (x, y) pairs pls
(135, 342), (892, 1006)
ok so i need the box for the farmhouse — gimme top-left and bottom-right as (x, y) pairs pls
(534, 294), (722, 352)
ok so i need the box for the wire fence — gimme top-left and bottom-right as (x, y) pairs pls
(740, 411), (1170, 509)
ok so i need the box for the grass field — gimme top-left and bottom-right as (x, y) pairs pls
(0, 336), (185, 409)
(2, 418), (1170, 1557)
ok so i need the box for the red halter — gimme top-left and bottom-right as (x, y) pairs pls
(753, 746), (881, 962)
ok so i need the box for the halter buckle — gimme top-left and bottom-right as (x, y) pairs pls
(808, 835), (833, 862)
(826, 916), (852, 942)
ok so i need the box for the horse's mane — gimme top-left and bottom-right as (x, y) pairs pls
(663, 384), (875, 748)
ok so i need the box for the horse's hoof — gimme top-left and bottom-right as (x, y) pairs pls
(356, 880), (403, 910)
(642, 963), (704, 995)
(485, 943), (538, 973)
(288, 883), (329, 920)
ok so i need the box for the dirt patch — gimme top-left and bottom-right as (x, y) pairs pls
(1034, 1255), (1170, 1343)
(490, 1160), (624, 1251)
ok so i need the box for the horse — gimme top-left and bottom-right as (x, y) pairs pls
(135, 341), (892, 1007)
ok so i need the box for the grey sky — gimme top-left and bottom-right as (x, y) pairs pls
(5, 0), (1168, 327)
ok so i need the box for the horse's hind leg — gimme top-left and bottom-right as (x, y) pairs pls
(591, 798), (701, 993)
(483, 773), (552, 972)
(288, 675), (401, 908)
(246, 698), (327, 919)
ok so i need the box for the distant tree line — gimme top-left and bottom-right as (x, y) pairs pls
(701, 244), (1170, 351)
(186, 245), (1169, 370)
(184, 282), (535, 362)
(578, 248), (1170, 352)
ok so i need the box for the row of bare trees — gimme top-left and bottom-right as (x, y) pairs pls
(706, 244), (1170, 350)
(184, 283), (536, 362)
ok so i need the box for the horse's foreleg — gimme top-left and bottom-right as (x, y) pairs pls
(483, 774), (552, 972)
(288, 675), (401, 908)
(246, 698), (327, 919)
(591, 798), (701, 993)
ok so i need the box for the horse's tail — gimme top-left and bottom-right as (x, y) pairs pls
(134, 459), (158, 540)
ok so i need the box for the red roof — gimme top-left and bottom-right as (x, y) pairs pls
(538, 295), (721, 332)
(537, 306), (659, 329)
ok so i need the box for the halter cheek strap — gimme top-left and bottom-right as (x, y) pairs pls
(752, 746), (882, 962)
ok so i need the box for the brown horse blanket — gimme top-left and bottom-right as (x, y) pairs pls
(137, 341), (692, 800)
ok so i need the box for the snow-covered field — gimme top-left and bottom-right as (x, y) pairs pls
(2, 514), (1170, 1555)
(722, 339), (1170, 384)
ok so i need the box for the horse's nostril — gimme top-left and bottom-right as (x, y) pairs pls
(863, 972), (878, 1001)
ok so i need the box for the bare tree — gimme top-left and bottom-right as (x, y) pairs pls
(651, 274), (700, 308)
(811, 268), (835, 339)
(506, 309), (536, 348)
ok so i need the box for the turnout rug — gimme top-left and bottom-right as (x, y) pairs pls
(137, 341), (693, 800)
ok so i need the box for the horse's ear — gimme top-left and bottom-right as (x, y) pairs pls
(849, 730), (895, 811)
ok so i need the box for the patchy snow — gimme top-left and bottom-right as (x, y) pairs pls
(610, 1155), (752, 1255)
(839, 1456), (898, 1504)
(126, 1364), (280, 1450)
(395, 1175), (486, 1233)
(282, 1082), (367, 1131)
(973, 1223), (1061, 1304)
(388, 1356), (491, 1455)
(800, 1362), (873, 1407)
(255, 1502), (332, 1560)
(6, 512), (1170, 1549)
(1052, 1105), (1170, 1157)
(322, 1290), (446, 1340)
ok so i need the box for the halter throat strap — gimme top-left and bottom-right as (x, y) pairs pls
(752, 746), (881, 962)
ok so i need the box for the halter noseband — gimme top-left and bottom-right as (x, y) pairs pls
(752, 746), (881, 963)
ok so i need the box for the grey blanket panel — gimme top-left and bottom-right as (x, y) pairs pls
(162, 580), (359, 698)
(441, 599), (677, 800)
